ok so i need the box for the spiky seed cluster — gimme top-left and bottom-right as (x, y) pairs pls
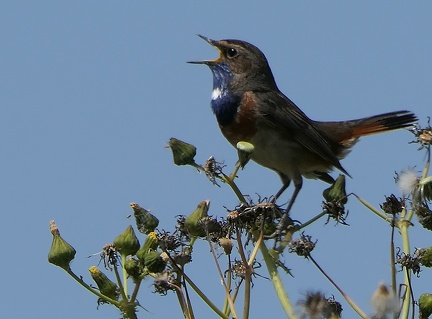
(298, 291), (342, 319)
(397, 252), (421, 276)
(227, 201), (284, 236)
(203, 156), (225, 185)
(415, 203), (432, 230)
(322, 201), (349, 225)
(289, 234), (316, 257)
(153, 272), (177, 295)
(380, 194), (404, 215)
(100, 244), (119, 269)
(410, 119), (432, 150)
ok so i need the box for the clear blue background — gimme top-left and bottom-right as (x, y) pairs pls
(1, 1), (431, 318)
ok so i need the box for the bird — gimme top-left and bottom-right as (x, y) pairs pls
(189, 34), (417, 218)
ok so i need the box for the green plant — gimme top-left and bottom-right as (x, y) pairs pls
(48, 121), (432, 318)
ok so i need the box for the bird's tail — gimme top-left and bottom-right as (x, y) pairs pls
(350, 110), (417, 137)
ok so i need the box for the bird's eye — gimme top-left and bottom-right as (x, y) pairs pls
(226, 48), (238, 58)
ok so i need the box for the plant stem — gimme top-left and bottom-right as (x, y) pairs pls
(113, 262), (128, 301)
(297, 211), (327, 231)
(122, 254), (128, 297)
(399, 217), (412, 318)
(259, 241), (298, 319)
(355, 194), (393, 223)
(308, 254), (368, 319)
(66, 268), (120, 307)
(221, 172), (247, 204)
(181, 271), (231, 319)
(390, 218), (397, 298)
(130, 279), (141, 303)
(207, 234), (238, 319)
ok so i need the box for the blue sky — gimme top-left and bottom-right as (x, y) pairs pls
(1, 1), (431, 318)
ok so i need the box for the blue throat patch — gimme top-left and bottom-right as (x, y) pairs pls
(209, 63), (241, 126)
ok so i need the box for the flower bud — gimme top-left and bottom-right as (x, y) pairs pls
(144, 250), (166, 273)
(415, 203), (432, 231)
(124, 257), (142, 281)
(131, 203), (159, 234)
(113, 225), (140, 256)
(236, 141), (254, 169)
(219, 237), (233, 255)
(48, 220), (76, 270)
(323, 175), (347, 204)
(419, 247), (432, 267)
(419, 176), (432, 202)
(136, 232), (159, 263)
(185, 200), (210, 237)
(168, 138), (197, 166)
(419, 293), (432, 318)
(88, 266), (118, 300)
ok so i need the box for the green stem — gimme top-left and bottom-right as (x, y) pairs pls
(66, 268), (120, 307)
(235, 229), (252, 319)
(221, 172), (247, 204)
(113, 262), (128, 301)
(222, 254), (232, 317)
(354, 194), (393, 224)
(422, 147), (430, 179)
(181, 271), (230, 319)
(173, 281), (192, 319)
(165, 250), (229, 319)
(308, 255), (368, 319)
(207, 235), (238, 319)
(182, 277), (195, 319)
(259, 241), (298, 318)
(122, 254), (128, 297)
(399, 219), (412, 318)
(297, 211), (327, 231)
(229, 162), (242, 181)
(390, 219), (397, 298)
(130, 279), (141, 303)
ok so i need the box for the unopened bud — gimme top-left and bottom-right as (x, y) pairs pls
(144, 250), (166, 273)
(136, 231), (159, 263)
(419, 293), (432, 318)
(131, 203), (159, 234)
(88, 266), (118, 300)
(185, 200), (210, 237)
(219, 237), (233, 255)
(168, 138), (197, 166)
(236, 141), (254, 169)
(323, 175), (347, 204)
(419, 247), (432, 268)
(113, 225), (140, 256)
(419, 176), (432, 202)
(48, 220), (76, 270)
(124, 257), (142, 281)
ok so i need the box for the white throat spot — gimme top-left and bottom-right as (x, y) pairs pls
(212, 88), (222, 100)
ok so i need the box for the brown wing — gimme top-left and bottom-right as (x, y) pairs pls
(254, 90), (350, 176)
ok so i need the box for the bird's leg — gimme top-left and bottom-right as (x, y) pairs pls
(276, 178), (302, 235)
(273, 180), (290, 202)
(265, 177), (303, 246)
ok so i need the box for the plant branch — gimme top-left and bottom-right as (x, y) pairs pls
(308, 254), (368, 319)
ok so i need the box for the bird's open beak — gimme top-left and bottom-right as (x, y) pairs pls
(187, 34), (221, 65)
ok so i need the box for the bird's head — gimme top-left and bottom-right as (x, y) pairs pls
(189, 35), (277, 93)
